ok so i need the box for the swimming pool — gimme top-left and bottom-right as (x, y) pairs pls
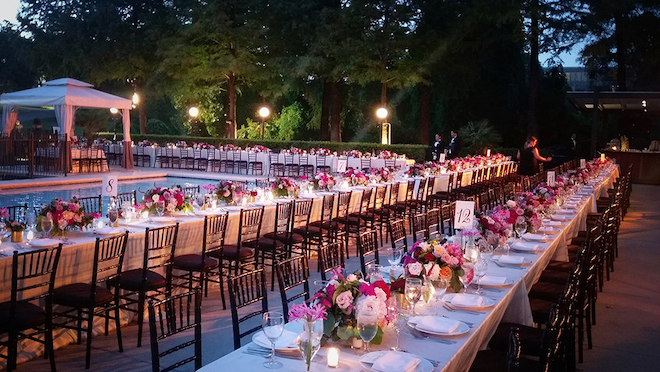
(0, 176), (221, 214)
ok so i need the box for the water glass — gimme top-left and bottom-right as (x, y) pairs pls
(122, 205), (134, 225)
(515, 220), (527, 240)
(262, 311), (284, 369)
(386, 297), (401, 351)
(41, 215), (53, 237)
(473, 256), (488, 295)
(460, 262), (474, 293)
(387, 246), (403, 266)
(357, 305), (378, 353)
(432, 279), (449, 315)
(108, 208), (119, 227)
(404, 278), (422, 315)
(156, 201), (165, 216)
(367, 263), (383, 283)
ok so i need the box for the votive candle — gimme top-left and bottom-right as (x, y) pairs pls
(327, 347), (340, 368)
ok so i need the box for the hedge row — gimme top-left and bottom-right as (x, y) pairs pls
(97, 133), (429, 161)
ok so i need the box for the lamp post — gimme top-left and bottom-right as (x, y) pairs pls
(258, 106), (270, 139)
(188, 107), (199, 118)
(110, 108), (119, 141)
(376, 107), (390, 145)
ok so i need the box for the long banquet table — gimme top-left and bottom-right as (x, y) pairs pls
(196, 164), (619, 372)
(0, 164), (618, 370)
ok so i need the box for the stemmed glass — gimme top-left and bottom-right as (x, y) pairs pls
(156, 201), (166, 216)
(261, 311), (284, 369)
(432, 278), (449, 315)
(386, 297), (401, 351)
(459, 262), (474, 294)
(387, 246), (403, 266)
(367, 263), (383, 283)
(41, 215), (53, 238)
(108, 207), (119, 227)
(122, 205), (134, 226)
(357, 305), (378, 354)
(404, 277), (422, 316)
(473, 255), (488, 295)
(515, 220), (527, 242)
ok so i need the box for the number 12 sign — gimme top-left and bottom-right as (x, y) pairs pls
(454, 200), (476, 230)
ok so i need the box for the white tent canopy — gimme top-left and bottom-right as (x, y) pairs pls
(0, 78), (132, 141)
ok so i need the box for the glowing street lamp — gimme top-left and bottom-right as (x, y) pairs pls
(188, 107), (199, 118)
(258, 106), (270, 139)
(109, 107), (119, 114)
(132, 92), (140, 105)
(376, 107), (391, 145)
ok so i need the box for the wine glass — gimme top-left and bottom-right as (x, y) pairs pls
(432, 278), (449, 315)
(41, 215), (53, 238)
(156, 201), (165, 216)
(262, 311), (284, 369)
(404, 277), (422, 316)
(473, 255), (488, 295)
(26, 209), (36, 229)
(386, 297), (401, 351)
(357, 305), (378, 353)
(459, 262), (474, 293)
(367, 263), (383, 283)
(108, 208), (119, 227)
(387, 246), (403, 266)
(122, 205), (134, 226)
(515, 220), (527, 241)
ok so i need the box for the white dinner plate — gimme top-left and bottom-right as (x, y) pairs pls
(511, 241), (544, 253)
(251, 329), (299, 351)
(252, 200), (276, 205)
(28, 238), (61, 248)
(536, 226), (559, 235)
(359, 351), (434, 372)
(522, 233), (552, 242)
(150, 216), (177, 223)
(476, 277), (514, 288)
(221, 206), (243, 212)
(193, 210), (220, 216)
(442, 294), (495, 310)
(407, 316), (470, 336)
(551, 214), (573, 221)
(94, 227), (124, 236)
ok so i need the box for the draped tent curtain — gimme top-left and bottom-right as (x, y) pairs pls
(2, 105), (18, 137)
(53, 105), (76, 137)
(122, 108), (134, 168)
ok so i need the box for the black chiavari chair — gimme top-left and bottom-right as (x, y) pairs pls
(276, 255), (310, 323)
(228, 268), (268, 349)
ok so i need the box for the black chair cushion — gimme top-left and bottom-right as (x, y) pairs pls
(53, 283), (114, 307)
(112, 269), (167, 291)
(243, 237), (284, 251)
(545, 260), (574, 272)
(530, 298), (554, 325)
(305, 225), (330, 237)
(529, 281), (564, 303)
(263, 231), (304, 244)
(538, 270), (570, 285)
(173, 254), (218, 272)
(0, 301), (46, 333)
(469, 349), (539, 372)
(489, 323), (544, 357)
(207, 245), (254, 261)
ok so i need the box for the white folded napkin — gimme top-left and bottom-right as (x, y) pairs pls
(544, 220), (563, 226)
(477, 275), (508, 286)
(253, 329), (298, 349)
(537, 226), (556, 234)
(95, 227), (122, 235)
(371, 352), (421, 372)
(557, 209), (578, 214)
(449, 294), (485, 307)
(28, 238), (60, 248)
(414, 316), (461, 334)
(497, 255), (525, 264)
(551, 215), (572, 221)
(512, 241), (540, 251)
(522, 233), (549, 241)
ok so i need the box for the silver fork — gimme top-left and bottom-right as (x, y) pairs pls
(442, 315), (475, 328)
(443, 304), (482, 315)
(409, 329), (457, 344)
(491, 261), (525, 270)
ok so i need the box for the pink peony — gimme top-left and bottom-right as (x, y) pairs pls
(335, 291), (354, 311)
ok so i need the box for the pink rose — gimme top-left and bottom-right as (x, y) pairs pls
(407, 262), (423, 276)
(335, 291), (354, 311)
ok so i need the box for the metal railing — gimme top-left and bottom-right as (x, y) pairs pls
(0, 134), (69, 179)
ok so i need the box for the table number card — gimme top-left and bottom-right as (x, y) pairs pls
(580, 159), (586, 168)
(439, 153), (446, 163)
(102, 175), (118, 197)
(336, 159), (347, 173)
(547, 171), (556, 187)
(454, 200), (476, 230)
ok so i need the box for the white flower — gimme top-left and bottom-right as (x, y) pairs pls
(407, 262), (423, 276)
(346, 274), (358, 282)
(152, 194), (160, 202)
(424, 263), (441, 281)
(506, 200), (517, 208)
(374, 287), (387, 303)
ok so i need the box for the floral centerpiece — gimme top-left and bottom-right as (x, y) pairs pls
(343, 149), (363, 158)
(288, 146), (303, 155)
(192, 142), (215, 150)
(405, 163), (427, 177)
(369, 167), (394, 183)
(247, 145), (269, 152)
(313, 269), (391, 345)
(137, 139), (152, 147)
(401, 239), (465, 292)
(36, 198), (97, 236)
(343, 168), (368, 186)
(140, 186), (193, 214)
(0, 207), (9, 222)
(175, 140), (188, 148)
(273, 177), (299, 198)
(310, 147), (332, 156)
(377, 150), (397, 159)
(220, 144), (239, 151)
(311, 171), (335, 191)
(214, 181), (245, 204)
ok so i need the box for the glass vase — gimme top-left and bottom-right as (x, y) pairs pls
(297, 320), (322, 371)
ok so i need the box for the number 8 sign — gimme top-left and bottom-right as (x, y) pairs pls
(102, 175), (118, 197)
(454, 200), (475, 230)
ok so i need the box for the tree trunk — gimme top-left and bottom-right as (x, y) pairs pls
(381, 81), (387, 107)
(330, 81), (342, 142)
(320, 81), (331, 141)
(419, 84), (430, 145)
(135, 82), (147, 134)
(528, 0), (540, 137)
(226, 73), (237, 139)
(614, 14), (627, 91)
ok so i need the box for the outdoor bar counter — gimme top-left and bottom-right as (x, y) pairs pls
(605, 150), (660, 184)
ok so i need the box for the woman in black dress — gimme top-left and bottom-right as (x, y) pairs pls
(517, 136), (551, 176)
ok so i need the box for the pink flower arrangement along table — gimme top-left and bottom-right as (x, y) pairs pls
(313, 269), (393, 346)
(140, 185), (193, 215)
(369, 167), (395, 183)
(36, 198), (98, 237)
(397, 239), (467, 293)
(272, 177), (299, 198)
(306, 171), (336, 191)
(212, 180), (245, 205)
(343, 168), (369, 186)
